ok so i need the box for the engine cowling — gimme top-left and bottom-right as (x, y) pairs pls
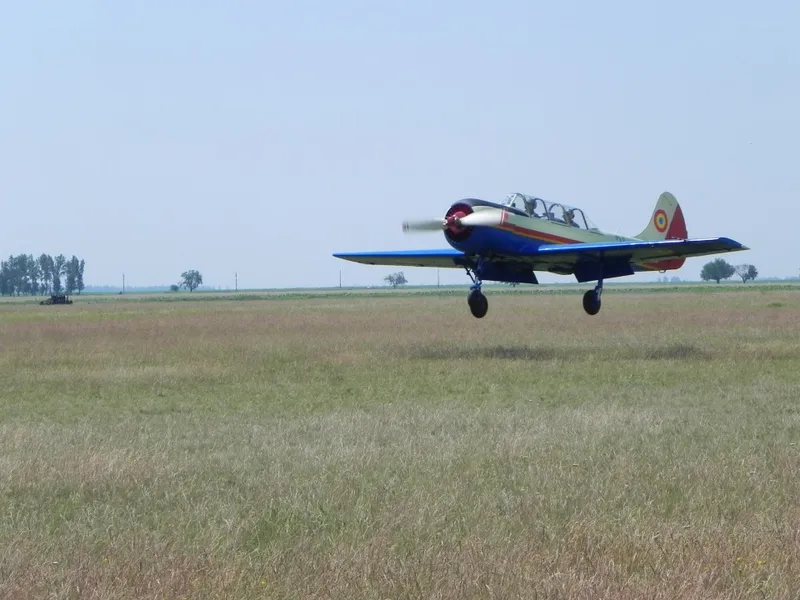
(443, 202), (474, 243)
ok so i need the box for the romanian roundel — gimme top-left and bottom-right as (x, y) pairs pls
(653, 209), (668, 233)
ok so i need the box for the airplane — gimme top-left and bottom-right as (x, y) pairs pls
(333, 192), (749, 318)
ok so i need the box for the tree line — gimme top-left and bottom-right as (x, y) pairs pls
(0, 254), (85, 296)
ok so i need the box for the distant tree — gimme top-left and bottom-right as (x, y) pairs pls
(24, 254), (37, 294)
(384, 272), (408, 288)
(734, 264), (758, 283)
(169, 284), (180, 292)
(5, 254), (27, 295)
(38, 254), (53, 294)
(64, 256), (79, 295)
(6, 255), (18, 296)
(29, 255), (41, 295)
(700, 258), (735, 284)
(4, 256), (18, 296)
(180, 270), (203, 292)
(52, 254), (66, 294)
(733, 264), (748, 283)
(12, 255), (28, 295)
(0, 259), (9, 296)
(77, 259), (85, 294)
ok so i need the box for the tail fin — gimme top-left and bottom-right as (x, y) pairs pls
(636, 191), (688, 241)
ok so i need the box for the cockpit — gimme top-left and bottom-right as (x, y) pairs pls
(501, 193), (599, 231)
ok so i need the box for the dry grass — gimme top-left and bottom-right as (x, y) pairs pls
(1, 289), (799, 599)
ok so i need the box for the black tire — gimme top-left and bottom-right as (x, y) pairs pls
(582, 289), (601, 315)
(468, 290), (489, 318)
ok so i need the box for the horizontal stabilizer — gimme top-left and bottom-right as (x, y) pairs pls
(533, 237), (748, 262)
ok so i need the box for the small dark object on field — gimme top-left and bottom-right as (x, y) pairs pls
(39, 294), (73, 305)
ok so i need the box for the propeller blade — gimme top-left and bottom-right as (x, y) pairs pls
(401, 209), (505, 233)
(402, 219), (446, 233)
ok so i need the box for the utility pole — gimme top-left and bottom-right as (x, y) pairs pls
(437, 269), (440, 287)
(339, 270), (342, 288)
(235, 272), (238, 292)
(122, 273), (125, 294)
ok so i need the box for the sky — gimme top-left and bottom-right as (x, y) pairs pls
(1, 0), (798, 289)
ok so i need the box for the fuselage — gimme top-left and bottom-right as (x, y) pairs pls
(443, 199), (684, 272)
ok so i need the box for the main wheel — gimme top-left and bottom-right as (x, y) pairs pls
(467, 289), (489, 318)
(582, 289), (601, 315)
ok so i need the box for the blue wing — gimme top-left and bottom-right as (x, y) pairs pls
(333, 237), (748, 282)
(333, 249), (469, 269)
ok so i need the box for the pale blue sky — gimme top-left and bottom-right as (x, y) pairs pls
(2, 0), (797, 288)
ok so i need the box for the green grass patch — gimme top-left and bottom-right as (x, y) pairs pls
(1, 291), (799, 598)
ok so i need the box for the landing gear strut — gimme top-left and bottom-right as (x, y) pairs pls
(582, 279), (603, 315)
(465, 268), (488, 318)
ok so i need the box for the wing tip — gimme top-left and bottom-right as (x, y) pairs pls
(717, 237), (749, 251)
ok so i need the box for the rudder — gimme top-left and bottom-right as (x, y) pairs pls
(636, 191), (688, 241)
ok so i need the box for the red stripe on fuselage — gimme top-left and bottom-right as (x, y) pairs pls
(498, 221), (582, 245)
(498, 218), (683, 273)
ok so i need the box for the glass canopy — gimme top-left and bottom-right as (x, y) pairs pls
(501, 193), (599, 231)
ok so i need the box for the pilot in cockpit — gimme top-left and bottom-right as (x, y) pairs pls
(564, 209), (579, 227)
(524, 197), (541, 218)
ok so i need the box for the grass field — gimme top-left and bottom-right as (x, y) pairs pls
(1, 288), (799, 599)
